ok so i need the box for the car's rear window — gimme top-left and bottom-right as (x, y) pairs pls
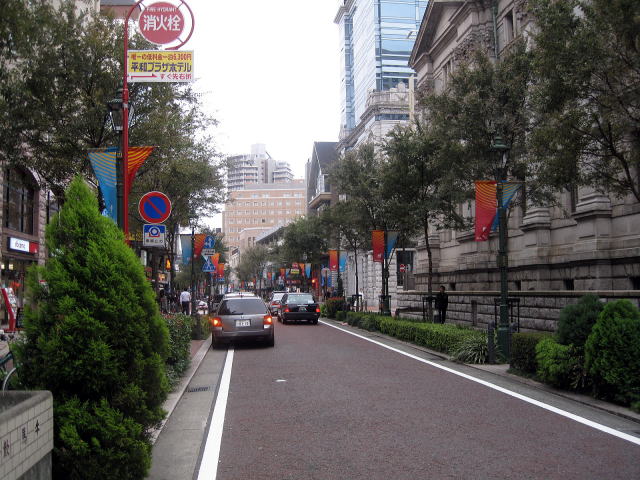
(286, 294), (315, 304)
(219, 298), (267, 315)
(271, 293), (285, 301)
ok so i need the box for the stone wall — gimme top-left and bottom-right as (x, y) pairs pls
(397, 290), (640, 332)
(0, 391), (53, 480)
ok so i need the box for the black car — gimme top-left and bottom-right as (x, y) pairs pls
(278, 292), (320, 325)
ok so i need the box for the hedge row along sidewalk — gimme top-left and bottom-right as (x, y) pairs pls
(337, 311), (485, 356)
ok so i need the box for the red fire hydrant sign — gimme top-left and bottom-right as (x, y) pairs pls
(139, 2), (185, 45)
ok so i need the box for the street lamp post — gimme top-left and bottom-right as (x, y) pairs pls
(491, 134), (511, 359)
(107, 87), (134, 235)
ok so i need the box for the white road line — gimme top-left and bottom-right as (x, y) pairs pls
(321, 320), (640, 446)
(197, 348), (234, 480)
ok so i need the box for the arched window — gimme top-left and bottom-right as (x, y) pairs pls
(3, 168), (36, 235)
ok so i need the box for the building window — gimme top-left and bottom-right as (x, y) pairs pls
(4, 168), (35, 235)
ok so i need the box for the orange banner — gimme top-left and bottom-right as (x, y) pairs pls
(126, 146), (154, 196)
(217, 262), (225, 278)
(329, 250), (338, 271)
(194, 234), (206, 258)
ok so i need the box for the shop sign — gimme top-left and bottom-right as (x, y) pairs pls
(8, 237), (38, 254)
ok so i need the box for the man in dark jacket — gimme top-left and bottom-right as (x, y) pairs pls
(435, 285), (448, 324)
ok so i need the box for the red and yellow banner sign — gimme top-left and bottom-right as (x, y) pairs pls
(372, 230), (384, 262)
(217, 262), (225, 278)
(475, 181), (497, 241)
(194, 234), (206, 258)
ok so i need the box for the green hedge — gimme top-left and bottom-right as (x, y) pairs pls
(510, 332), (551, 374)
(324, 298), (348, 318)
(164, 313), (193, 388)
(585, 299), (640, 406)
(345, 312), (484, 355)
(536, 337), (583, 389)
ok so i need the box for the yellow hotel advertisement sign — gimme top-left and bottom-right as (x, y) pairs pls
(127, 50), (194, 83)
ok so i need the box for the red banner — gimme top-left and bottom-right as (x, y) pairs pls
(217, 262), (225, 278)
(280, 268), (286, 278)
(475, 181), (497, 241)
(329, 250), (338, 271)
(211, 252), (220, 268)
(372, 230), (384, 262)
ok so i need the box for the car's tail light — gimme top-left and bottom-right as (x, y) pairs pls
(284, 307), (290, 313)
(315, 307), (321, 313)
(263, 315), (273, 325)
(211, 317), (222, 328)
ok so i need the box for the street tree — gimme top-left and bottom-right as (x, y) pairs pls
(236, 244), (270, 293)
(420, 40), (548, 205)
(528, 0), (640, 201)
(321, 201), (370, 308)
(280, 215), (329, 266)
(13, 177), (169, 479)
(381, 122), (470, 302)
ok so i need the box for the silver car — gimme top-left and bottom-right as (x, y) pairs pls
(211, 296), (274, 348)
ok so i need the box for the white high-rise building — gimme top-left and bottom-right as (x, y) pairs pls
(227, 144), (294, 191)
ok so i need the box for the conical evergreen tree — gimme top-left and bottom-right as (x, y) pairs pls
(14, 176), (169, 479)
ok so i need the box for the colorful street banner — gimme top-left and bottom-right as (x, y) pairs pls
(89, 146), (154, 223)
(286, 269), (291, 277)
(267, 271), (273, 280)
(88, 147), (118, 222)
(217, 262), (225, 278)
(491, 182), (523, 231)
(180, 234), (192, 264)
(280, 268), (285, 278)
(127, 147), (154, 195)
(329, 250), (339, 271)
(339, 252), (347, 273)
(193, 234), (206, 258)
(372, 230), (384, 263)
(299, 263), (306, 277)
(305, 264), (312, 278)
(475, 181), (497, 241)
(386, 231), (399, 259)
(211, 253), (220, 268)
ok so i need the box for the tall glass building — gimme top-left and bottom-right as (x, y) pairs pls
(335, 0), (427, 132)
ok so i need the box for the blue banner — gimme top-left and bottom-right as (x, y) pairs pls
(180, 234), (192, 265)
(339, 252), (347, 273)
(88, 147), (118, 223)
(386, 231), (399, 259)
(491, 182), (522, 231)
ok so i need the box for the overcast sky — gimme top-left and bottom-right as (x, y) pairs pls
(188, 0), (342, 182)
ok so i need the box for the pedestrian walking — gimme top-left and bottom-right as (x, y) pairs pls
(180, 288), (191, 315)
(158, 289), (168, 314)
(435, 285), (448, 324)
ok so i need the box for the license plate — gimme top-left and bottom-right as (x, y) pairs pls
(236, 319), (251, 327)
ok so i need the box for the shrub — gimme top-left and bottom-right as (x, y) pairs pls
(510, 332), (551, 374)
(585, 299), (640, 406)
(535, 337), (584, 389)
(452, 336), (488, 364)
(324, 298), (347, 318)
(556, 294), (603, 350)
(190, 313), (209, 340)
(164, 313), (193, 388)
(336, 311), (347, 322)
(13, 177), (169, 478)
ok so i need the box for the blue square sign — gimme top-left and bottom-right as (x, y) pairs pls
(143, 224), (166, 247)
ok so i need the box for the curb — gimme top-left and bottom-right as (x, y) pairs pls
(150, 336), (212, 444)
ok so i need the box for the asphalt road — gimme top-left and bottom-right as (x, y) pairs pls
(203, 320), (640, 480)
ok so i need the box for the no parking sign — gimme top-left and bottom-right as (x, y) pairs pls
(139, 191), (172, 224)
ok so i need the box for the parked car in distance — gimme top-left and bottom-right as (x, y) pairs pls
(268, 291), (287, 315)
(210, 296), (274, 348)
(278, 292), (320, 325)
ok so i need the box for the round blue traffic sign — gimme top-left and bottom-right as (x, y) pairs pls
(139, 191), (171, 223)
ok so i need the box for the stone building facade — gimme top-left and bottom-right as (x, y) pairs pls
(400, 0), (640, 329)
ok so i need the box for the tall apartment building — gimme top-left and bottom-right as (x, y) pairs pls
(335, 0), (427, 152)
(222, 180), (306, 250)
(227, 144), (293, 191)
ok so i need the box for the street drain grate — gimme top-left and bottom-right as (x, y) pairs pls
(187, 386), (212, 393)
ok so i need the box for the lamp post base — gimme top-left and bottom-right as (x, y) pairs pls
(497, 325), (510, 360)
